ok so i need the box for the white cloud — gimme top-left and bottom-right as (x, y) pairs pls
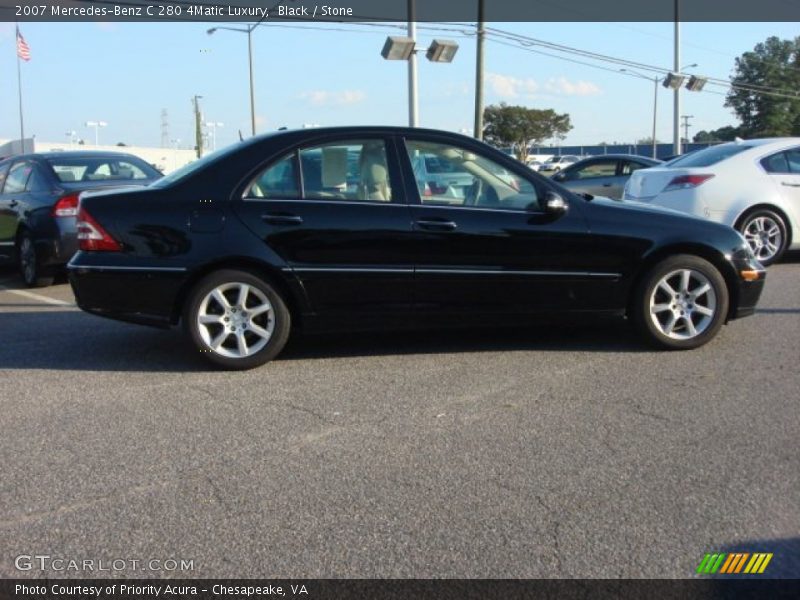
(298, 90), (366, 107)
(544, 77), (602, 96)
(486, 73), (539, 99)
(486, 72), (601, 99)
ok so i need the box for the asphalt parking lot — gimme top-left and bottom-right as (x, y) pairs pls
(1, 259), (798, 579)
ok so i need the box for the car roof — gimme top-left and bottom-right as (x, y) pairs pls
(1, 150), (144, 163)
(577, 153), (661, 161)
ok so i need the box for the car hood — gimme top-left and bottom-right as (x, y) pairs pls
(592, 195), (705, 220)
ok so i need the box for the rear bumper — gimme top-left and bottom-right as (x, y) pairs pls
(68, 253), (188, 327)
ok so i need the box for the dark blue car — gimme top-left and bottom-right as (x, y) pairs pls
(0, 151), (161, 286)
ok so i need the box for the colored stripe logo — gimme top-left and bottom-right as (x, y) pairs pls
(696, 552), (773, 574)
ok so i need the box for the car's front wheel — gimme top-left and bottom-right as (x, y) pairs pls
(184, 270), (291, 369)
(738, 208), (788, 266)
(634, 255), (729, 350)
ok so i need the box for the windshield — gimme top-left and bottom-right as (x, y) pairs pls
(667, 143), (753, 168)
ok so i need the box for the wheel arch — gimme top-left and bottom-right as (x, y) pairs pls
(626, 243), (740, 322)
(170, 257), (309, 328)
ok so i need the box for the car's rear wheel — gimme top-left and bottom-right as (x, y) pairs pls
(738, 209), (787, 266)
(184, 270), (291, 369)
(634, 255), (729, 350)
(17, 231), (54, 288)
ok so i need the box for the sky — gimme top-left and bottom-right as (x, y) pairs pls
(1, 20), (798, 150)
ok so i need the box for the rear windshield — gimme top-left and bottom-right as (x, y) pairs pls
(47, 155), (161, 183)
(667, 144), (752, 168)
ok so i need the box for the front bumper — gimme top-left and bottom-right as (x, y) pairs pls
(729, 252), (766, 320)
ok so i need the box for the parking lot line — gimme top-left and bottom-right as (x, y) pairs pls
(0, 286), (75, 307)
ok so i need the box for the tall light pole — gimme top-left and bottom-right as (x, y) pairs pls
(85, 120), (107, 146)
(192, 95), (203, 158)
(207, 25), (258, 136)
(407, 0), (418, 127)
(673, 0), (680, 155)
(473, 0), (485, 140)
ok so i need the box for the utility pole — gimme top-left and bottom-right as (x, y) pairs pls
(652, 76), (659, 159)
(681, 115), (694, 145)
(473, 0), (485, 141)
(160, 109), (170, 148)
(193, 95), (203, 158)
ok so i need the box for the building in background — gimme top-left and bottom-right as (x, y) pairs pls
(0, 138), (197, 174)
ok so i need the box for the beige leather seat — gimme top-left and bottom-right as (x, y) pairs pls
(358, 143), (391, 201)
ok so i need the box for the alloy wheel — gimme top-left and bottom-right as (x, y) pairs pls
(743, 215), (783, 262)
(196, 282), (275, 359)
(648, 268), (717, 340)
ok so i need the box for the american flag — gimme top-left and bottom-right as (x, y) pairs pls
(16, 27), (31, 62)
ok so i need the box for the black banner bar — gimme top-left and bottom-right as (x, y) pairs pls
(2, 0), (800, 23)
(2, 579), (800, 600)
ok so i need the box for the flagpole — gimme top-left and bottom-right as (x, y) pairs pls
(16, 26), (25, 146)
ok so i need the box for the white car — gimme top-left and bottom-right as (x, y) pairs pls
(526, 159), (545, 172)
(540, 155), (581, 172)
(623, 138), (800, 265)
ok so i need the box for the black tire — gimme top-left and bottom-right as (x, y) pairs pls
(633, 255), (729, 350)
(17, 231), (54, 288)
(183, 269), (291, 370)
(737, 208), (788, 266)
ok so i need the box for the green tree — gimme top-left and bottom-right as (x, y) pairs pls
(726, 36), (800, 137)
(483, 103), (572, 162)
(693, 126), (741, 143)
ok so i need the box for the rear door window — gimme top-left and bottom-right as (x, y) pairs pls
(299, 140), (393, 202)
(0, 162), (10, 192)
(3, 162), (33, 194)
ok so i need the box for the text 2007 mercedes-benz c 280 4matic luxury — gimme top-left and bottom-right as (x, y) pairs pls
(68, 127), (766, 369)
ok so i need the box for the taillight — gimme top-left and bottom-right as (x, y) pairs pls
(662, 174), (714, 192)
(51, 193), (80, 217)
(76, 207), (122, 252)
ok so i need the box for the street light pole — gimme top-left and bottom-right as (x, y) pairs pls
(673, 0), (681, 156)
(407, 0), (418, 127)
(247, 27), (256, 136)
(652, 76), (658, 159)
(208, 25), (258, 136)
(473, 0), (485, 140)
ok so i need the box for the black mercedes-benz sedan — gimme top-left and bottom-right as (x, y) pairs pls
(0, 151), (162, 286)
(68, 127), (766, 369)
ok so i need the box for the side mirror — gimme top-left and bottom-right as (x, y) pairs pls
(543, 191), (569, 216)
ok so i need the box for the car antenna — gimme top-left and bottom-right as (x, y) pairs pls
(238, 129), (244, 142)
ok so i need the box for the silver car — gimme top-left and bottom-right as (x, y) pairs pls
(551, 154), (662, 200)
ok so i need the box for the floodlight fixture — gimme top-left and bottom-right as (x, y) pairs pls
(426, 39), (459, 63)
(662, 72), (686, 90)
(381, 36), (416, 61)
(685, 75), (708, 92)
